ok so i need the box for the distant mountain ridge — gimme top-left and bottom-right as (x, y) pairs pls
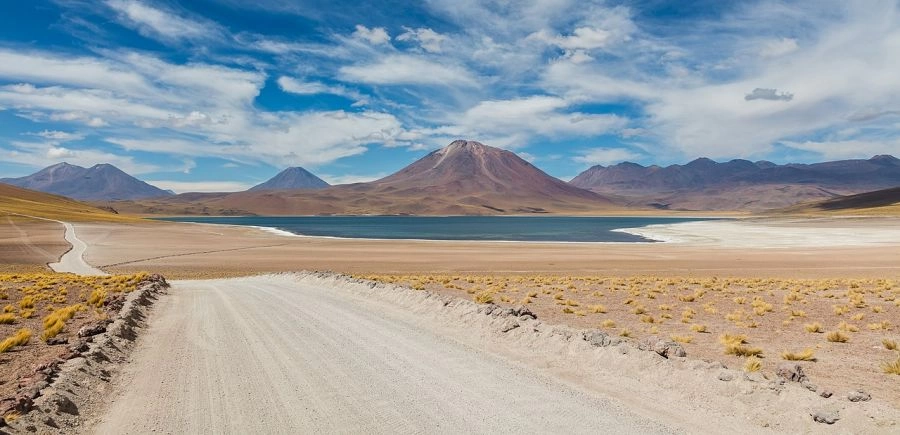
(249, 167), (329, 191)
(106, 140), (620, 216)
(571, 155), (900, 192)
(1, 162), (172, 201)
(570, 155), (900, 210)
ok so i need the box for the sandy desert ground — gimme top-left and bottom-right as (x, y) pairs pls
(2, 216), (899, 432)
(68, 218), (900, 279)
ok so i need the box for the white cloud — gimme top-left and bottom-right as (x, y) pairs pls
(759, 37), (799, 57)
(145, 180), (253, 193)
(352, 25), (390, 45)
(105, 0), (220, 43)
(573, 148), (642, 166)
(46, 146), (77, 159)
(33, 130), (84, 141)
(339, 54), (479, 87)
(277, 76), (367, 104)
(781, 139), (900, 160)
(4, 141), (159, 174)
(320, 172), (387, 185)
(396, 27), (448, 53)
(450, 95), (627, 142)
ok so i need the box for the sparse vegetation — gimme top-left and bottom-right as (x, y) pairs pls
(882, 358), (900, 375)
(826, 331), (849, 343)
(883, 338), (899, 351)
(0, 328), (31, 353)
(356, 273), (900, 401)
(804, 322), (823, 333)
(782, 348), (816, 361)
(744, 356), (762, 372)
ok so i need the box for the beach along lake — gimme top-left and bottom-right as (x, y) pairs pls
(157, 216), (718, 243)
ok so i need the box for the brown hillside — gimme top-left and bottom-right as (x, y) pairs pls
(0, 183), (137, 222)
(110, 140), (626, 216)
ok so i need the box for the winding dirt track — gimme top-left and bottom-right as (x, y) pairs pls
(94, 276), (673, 434)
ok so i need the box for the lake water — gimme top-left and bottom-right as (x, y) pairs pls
(158, 216), (715, 243)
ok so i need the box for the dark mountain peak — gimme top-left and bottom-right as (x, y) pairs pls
(685, 157), (716, 167)
(870, 154), (899, 165)
(249, 166), (329, 191)
(614, 161), (646, 169)
(755, 160), (777, 169)
(0, 162), (171, 200)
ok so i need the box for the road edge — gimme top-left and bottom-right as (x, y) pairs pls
(2, 275), (168, 433)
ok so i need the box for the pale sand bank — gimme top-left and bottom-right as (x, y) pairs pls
(616, 218), (900, 248)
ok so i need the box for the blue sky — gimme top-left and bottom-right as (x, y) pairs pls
(1, 0), (899, 192)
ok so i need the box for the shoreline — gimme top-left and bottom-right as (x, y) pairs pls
(156, 216), (722, 245)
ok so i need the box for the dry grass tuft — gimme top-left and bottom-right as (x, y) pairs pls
(671, 335), (693, 344)
(0, 328), (32, 353)
(0, 313), (15, 324)
(690, 324), (708, 333)
(882, 358), (900, 375)
(744, 356), (762, 372)
(473, 291), (494, 304)
(601, 319), (616, 328)
(589, 304), (607, 314)
(826, 331), (849, 343)
(883, 339), (898, 351)
(804, 322), (823, 333)
(782, 348), (816, 361)
(725, 343), (763, 357)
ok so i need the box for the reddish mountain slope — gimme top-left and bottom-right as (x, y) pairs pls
(110, 140), (622, 216)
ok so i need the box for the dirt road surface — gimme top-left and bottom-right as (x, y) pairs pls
(48, 221), (107, 276)
(94, 276), (675, 434)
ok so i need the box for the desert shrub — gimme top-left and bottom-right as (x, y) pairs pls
(690, 324), (708, 333)
(826, 331), (849, 343)
(882, 358), (900, 375)
(589, 304), (606, 314)
(782, 348), (816, 361)
(671, 335), (693, 344)
(0, 313), (15, 324)
(883, 339), (898, 351)
(0, 328), (31, 353)
(804, 322), (823, 333)
(744, 356), (762, 372)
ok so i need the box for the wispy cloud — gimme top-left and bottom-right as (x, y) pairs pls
(105, 0), (222, 43)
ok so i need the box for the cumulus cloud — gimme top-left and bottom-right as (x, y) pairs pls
(744, 88), (794, 101)
(351, 25), (390, 45)
(396, 27), (448, 53)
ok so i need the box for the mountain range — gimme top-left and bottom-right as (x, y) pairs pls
(2, 141), (898, 214)
(0, 163), (172, 201)
(570, 155), (900, 210)
(108, 140), (617, 215)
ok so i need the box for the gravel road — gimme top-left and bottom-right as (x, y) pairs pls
(93, 276), (674, 434)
